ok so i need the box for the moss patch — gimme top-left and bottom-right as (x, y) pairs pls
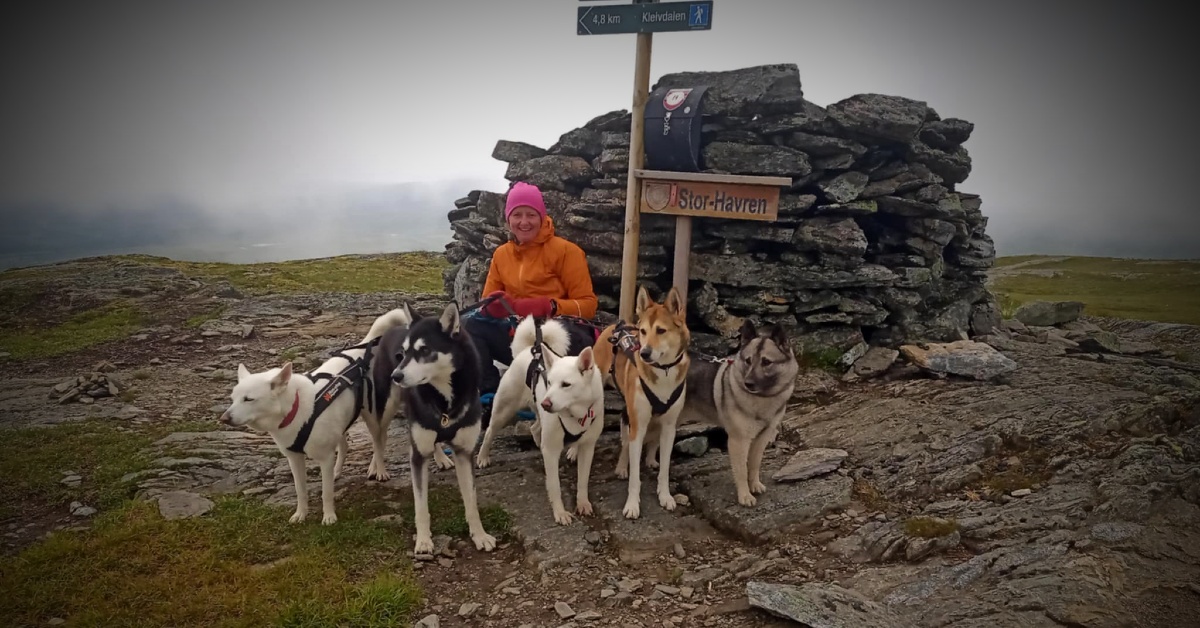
(0, 300), (144, 359)
(903, 516), (959, 538)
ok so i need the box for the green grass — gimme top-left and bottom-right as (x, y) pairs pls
(185, 304), (228, 328)
(0, 418), (515, 627)
(0, 300), (144, 360)
(991, 255), (1200, 325)
(0, 419), (220, 522)
(122, 252), (448, 296)
(0, 497), (423, 627)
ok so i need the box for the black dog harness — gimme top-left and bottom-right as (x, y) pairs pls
(607, 319), (686, 417)
(523, 319), (596, 444)
(282, 337), (379, 454)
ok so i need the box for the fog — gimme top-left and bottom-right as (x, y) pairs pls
(0, 0), (1194, 269)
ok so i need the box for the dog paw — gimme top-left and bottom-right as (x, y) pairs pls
(472, 532), (497, 552)
(658, 492), (677, 511)
(413, 537), (435, 555)
(750, 480), (767, 495)
(615, 465), (629, 480)
(321, 512), (338, 525)
(622, 502), (641, 520)
(645, 458), (660, 470)
(576, 500), (593, 517)
(553, 509), (574, 526)
(289, 510), (307, 524)
(737, 492), (758, 507)
(433, 455), (455, 471)
(475, 453), (491, 468)
(565, 447), (578, 463)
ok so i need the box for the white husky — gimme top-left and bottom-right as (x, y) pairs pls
(476, 316), (605, 525)
(219, 308), (410, 525)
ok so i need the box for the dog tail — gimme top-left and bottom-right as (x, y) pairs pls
(362, 307), (411, 344)
(511, 316), (570, 357)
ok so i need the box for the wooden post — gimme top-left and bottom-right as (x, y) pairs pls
(672, 216), (692, 304)
(618, 31), (653, 323)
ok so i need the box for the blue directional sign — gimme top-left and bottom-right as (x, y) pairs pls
(578, 1), (714, 35)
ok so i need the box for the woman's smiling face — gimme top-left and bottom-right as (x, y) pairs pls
(507, 206), (542, 244)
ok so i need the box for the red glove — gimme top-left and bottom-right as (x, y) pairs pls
(511, 297), (554, 318)
(482, 291), (554, 319)
(481, 291), (513, 319)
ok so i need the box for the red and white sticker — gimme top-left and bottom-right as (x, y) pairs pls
(663, 88), (692, 111)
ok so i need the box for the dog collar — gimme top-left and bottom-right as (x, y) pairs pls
(277, 390), (301, 429)
(650, 350), (685, 371)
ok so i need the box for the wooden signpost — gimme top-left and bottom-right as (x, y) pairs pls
(578, 0), (787, 320)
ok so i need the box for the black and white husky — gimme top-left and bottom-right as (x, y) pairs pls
(390, 301), (497, 554)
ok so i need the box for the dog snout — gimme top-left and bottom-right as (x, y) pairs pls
(219, 410), (233, 425)
(540, 398), (554, 411)
(390, 369), (404, 384)
(639, 346), (653, 360)
(743, 380), (758, 392)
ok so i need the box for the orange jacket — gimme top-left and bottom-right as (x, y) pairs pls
(481, 216), (598, 319)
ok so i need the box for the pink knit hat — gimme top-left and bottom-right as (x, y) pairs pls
(504, 181), (547, 220)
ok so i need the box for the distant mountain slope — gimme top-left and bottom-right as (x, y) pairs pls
(0, 179), (495, 270)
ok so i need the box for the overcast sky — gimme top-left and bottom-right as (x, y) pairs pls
(0, 0), (1193, 258)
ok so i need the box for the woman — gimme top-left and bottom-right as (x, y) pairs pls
(463, 181), (599, 420)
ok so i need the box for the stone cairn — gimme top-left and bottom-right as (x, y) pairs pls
(442, 64), (998, 357)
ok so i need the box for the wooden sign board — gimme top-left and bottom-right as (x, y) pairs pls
(635, 170), (790, 222)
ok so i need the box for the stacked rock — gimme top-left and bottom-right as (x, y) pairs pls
(443, 64), (998, 356)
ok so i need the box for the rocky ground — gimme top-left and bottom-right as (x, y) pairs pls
(2, 258), (1199, 627)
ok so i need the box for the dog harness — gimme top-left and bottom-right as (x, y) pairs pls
(607, 319), (686, 417)
(284, 337), (380, 454)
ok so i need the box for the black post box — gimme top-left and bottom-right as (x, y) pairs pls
(643, 85), (709, 172)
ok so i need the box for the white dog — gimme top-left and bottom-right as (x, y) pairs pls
(220, 308), (410, 525)
(476, 316), (606, 525)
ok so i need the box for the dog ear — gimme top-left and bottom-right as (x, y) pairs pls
(664, 286), (685, 316)
(439, 302), (461, 337)
(635, 284), (651, 317)
(738, 319), (757, 347)
(237, 363), (250, 381)
(578, 346), (594, 372)
(271, 362), (293, 390)
(768, 324), (794, 356)
(401, 300), (420, 324)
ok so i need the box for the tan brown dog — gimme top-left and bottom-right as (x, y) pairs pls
(593, 284), (690, 519)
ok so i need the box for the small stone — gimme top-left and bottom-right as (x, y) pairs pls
(1011, 488), (1032, 497)
(149, 358), (163, 365)
(773, 448), (849, 482)
(61, 475), (82, 486)
(415, 614), (440, 628)
(600, 588), (616, 599)
(656, 584), (682, 596)
(555, 601), (576, 619)
(458, 602), (481, 617)
(680, 586), (695, 599)
(673, 542), (687, 558)
(48, 619), (66, 626)
(576, 610), (603, 620)
(673, 493), (690, 506)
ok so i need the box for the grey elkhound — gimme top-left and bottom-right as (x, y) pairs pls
(645, 320), (798, 507)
